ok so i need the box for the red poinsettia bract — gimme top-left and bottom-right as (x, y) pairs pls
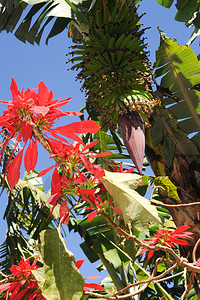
(140, 225), (193, 260)
(76, 260), (105, 292)
(0, 256), (45, 299)
(40, 140), (112, 215)
(83, 193), (123, 222)
(0, 79), (100, 190)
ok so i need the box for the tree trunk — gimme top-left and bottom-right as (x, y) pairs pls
(146, 148), (200, 296)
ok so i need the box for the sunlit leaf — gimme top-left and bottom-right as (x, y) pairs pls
(102, 170), (161, 233)
(154, 176), (180, 201)
(34, 228), (85, 300)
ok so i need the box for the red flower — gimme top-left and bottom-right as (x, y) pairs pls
(48, 139), (109, 178)
(140, 225), (193, 260)
(108, 164), (135, 173)
(84, 194), (123, 222)
(39, 140), (112, 212)
(0, 256), (46, 299)
(0, 79), (100, 190)
(76, 260), (105, 292)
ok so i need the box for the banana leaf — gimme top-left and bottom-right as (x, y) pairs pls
(153, 30), (200, 166)
(0, 0), (94, 44)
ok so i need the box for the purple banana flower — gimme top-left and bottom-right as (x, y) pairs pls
(118, 111), (145, 175)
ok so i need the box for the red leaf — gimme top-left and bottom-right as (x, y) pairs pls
(92, 152), (113, 158)
(48, 97), (72, 109)
(59, 200), (69, 226)
(77, 188), (96, 196)
(88, 211), (97, 222)
(24, 140), (38, 174)
(83, 140), (99, 152)
(13, 287), (29, 300)
(76, 260), (84, 269)
(47, 192), (60, 207)
(196, 258), (200, 267)
(51, 168), (61, 195)
(62, 111), (83, 116)
(84, 283), (105, 291)
(32, 254), (40, 267)
(24, 143), (32, 174)
(51, 120), (100, 135)
(38, 164), (56, 177)
(172, 225), (190, 235)
(111, 205), (123, 215)
(22, 122), (32, 144)
(84, 276), (100, 280)
(0, 282), (12, 293)
(169, 238), (189, 246)
(7, 149), (23, 190)
(30, 106), (49, 116)
(10, 78), (20, 98)
(80, 154), (105, 178)
(38, 81), (50, 106)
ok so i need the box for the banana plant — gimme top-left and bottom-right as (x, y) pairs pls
(1, 0), (200, 298)
(146, 30), (200, 263)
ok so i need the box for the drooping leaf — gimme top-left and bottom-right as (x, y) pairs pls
(34, 228), (85, 300)
(24, 140), (38, 174)
(22, 122), (32, 143)
(24, 143), (32, 174)
(151, 108), (199, 167)
(153, 31), (200, 166)
(51, 167), (61, 195)
(0, 0), (94, 44)
(102, 170), (161, 233)
(7, 149), (23, 190)
(155, 30), (200, 138)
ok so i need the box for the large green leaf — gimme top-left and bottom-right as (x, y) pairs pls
(102, 170), (161, 234)
(0, 0), (94, 44)
(34, 228), (85, 300)
(153, 31), (200, 162)
(93, 233), (131, 268)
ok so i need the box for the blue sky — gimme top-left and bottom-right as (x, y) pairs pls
(0, 0), (199, 281)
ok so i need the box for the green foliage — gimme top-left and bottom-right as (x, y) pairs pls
(102, 170), (161, 233)
(1, 1), (200, 299)
(157, 0), (200, 44)
(151, 30), (200, 168)
(154, 176), (180, 201)
(0, 0), (93, 44)
(33, 228), (85, 300)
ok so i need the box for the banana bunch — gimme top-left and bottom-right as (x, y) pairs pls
(68, 0), (155, 131)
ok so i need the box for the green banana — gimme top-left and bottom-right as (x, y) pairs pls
(115, 33), (126, 48)
(108, 36), (116, 49)
(68, 0), (154, 131)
